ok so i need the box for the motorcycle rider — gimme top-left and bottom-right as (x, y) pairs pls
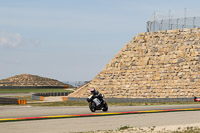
(90, 88), (103, 102)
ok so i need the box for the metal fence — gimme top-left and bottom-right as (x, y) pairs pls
(147, 16), (200, 32)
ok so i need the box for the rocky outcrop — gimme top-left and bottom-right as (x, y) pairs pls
(0, 74), (67, 87)
(69, 28), (200, 98)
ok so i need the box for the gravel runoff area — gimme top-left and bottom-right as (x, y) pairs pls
(74, 123), (200, 133)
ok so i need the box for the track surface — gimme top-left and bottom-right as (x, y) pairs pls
(1, 104), (200, 119)
(1, 104), (200, 133)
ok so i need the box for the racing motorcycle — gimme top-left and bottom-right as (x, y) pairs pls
(87, 94), (108, 112)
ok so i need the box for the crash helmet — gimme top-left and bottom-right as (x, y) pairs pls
(91, 88), (95, 94)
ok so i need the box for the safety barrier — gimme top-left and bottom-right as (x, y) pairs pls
(0, 97), (27, 105)
(32, 95), (67, 101)
(18, 100), (27, 104)
(0, 97), (18, 104)
(32, 92), (70, 101)
(62, 97), (67, 101)
(67, 97), (193, 103)
(34, 92), (70, 97)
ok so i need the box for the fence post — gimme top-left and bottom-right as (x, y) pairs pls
(176, 18), (179, 29)
(160, 20), (163, 31)
(193, 17), (196, 28)
(184, 17), (187, 28)
(146, 16), (199, 32)
(168, 19), (171, 29)
(146, 21), (152, 32)
(150, 22), (153, 32)
(184, 8), (187, 28)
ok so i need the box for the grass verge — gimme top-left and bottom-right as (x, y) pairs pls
(107, 101), (200, 106)
(0, 88), (73, 93)
(26, 101), (200, 107)
(28, 101), (88, 106)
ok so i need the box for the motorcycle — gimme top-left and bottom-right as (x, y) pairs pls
(87, 94), (108, 112)
(194, 96), (200, 102)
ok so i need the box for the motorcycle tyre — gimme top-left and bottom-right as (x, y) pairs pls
(102, 102), (108, 112)
(89, 102), (96, 112)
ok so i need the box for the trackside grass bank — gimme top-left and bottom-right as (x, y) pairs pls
(27, 101), (200, 107)
(0, 88), (73, 93)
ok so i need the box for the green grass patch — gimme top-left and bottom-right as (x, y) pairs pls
(7, 96), (32, 100)
(26, 101), (200, 107)
(172, 126), (200, 133)
(118, 125), (132, 130)
(0, 88), (73, 93)
(28, 101), (88, 106)
(107, 101), (200, 106)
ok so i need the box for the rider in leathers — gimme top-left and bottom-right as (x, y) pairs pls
(90, 88), (103, 102)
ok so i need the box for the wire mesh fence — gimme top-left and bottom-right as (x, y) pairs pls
(147, 16), (200, 32)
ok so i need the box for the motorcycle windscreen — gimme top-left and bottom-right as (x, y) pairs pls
(93, 98), (101, 106)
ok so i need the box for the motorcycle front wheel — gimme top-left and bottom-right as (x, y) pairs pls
(89, 102), (96, 112)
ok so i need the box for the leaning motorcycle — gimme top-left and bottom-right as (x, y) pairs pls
(87, 94), (108, 112)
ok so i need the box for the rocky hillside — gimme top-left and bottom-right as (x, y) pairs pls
(0, 74), (67, 87)
(69, 28), (200, 98)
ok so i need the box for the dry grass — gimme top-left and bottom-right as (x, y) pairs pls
(72, 126), (200, 133)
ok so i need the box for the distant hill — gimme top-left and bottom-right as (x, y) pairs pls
(0, 74), (70, 87)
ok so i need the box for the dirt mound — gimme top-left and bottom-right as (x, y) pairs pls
(0, 74), (67, 87)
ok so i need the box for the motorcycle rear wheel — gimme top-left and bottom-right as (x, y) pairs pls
(102, 102), (108, 112)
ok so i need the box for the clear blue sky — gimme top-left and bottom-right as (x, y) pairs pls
(0, 0), (199, 81)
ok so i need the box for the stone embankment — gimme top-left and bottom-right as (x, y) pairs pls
(69, 28), (200, 98)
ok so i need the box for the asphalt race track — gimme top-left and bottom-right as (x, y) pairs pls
(1, 104), (200, 133)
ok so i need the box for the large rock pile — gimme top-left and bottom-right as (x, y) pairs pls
(69, 28), (200, 98)
(0, 74), (67, 87)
